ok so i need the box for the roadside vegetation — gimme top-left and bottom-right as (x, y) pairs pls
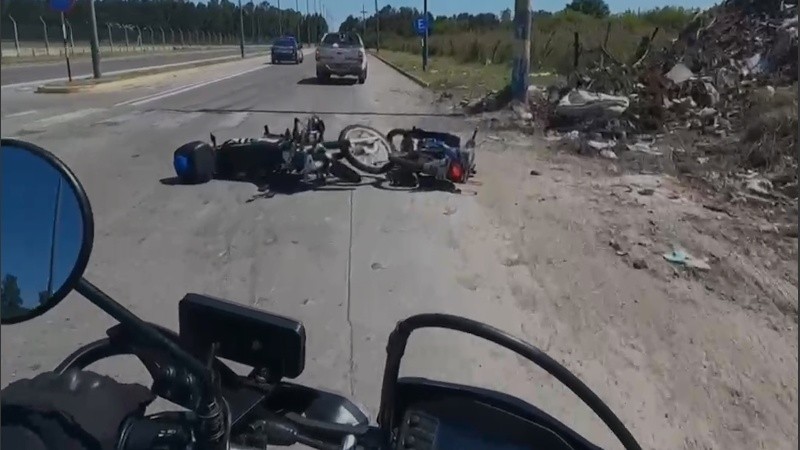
(343, 1), (699, 91)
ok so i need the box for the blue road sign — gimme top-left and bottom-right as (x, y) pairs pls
(414, 17), (428, 36)
(50, 0), (76, 12)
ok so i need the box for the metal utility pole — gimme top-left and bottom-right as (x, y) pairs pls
(238, 0), (245, 57)
(511, 0), (531, 103)
(296, 0), (301, 40)
(88, 0), (101, 78)
(422, 0), (428, 71)
(313, 0), (318, 41)
(360, 4), (367, 35)
(375, 0), (380, 52)
(306, 0), (311, 44)
(250, 4), (256, 43)
(278, 0), (283, 36)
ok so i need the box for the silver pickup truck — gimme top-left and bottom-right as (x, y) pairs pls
(315, 32), (368, 84)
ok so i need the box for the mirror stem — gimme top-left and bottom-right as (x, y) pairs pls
(74, 278), (213, 388)
(45, 178), (64, 298)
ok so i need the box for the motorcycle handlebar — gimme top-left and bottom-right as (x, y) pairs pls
(120, 415), (365, 450)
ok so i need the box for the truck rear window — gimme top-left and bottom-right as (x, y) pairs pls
(321, 34), (361, 47)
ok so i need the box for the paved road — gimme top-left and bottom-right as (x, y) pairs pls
(0, 55), (620, 449)
(0, 47), (263, 86)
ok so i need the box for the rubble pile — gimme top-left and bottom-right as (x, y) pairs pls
(540, 0), (798, 202)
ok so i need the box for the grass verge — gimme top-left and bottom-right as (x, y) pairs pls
(376, 50), (559, 100)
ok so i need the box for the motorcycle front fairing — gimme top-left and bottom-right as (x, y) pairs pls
(391, 378), (602, 450)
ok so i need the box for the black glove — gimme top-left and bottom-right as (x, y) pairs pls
(2, 369), (155, 450)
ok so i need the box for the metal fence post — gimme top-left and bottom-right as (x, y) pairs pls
(147, 26), (155, 50)
(65, 19), (74, 53)
(179, 29), (185, 46)
(159, 26), (166, 46)
(39, 16), (50, 56)
(9, 15), (20, 57)
(106, 23), (114, 52)
(124, 25), (130, 50)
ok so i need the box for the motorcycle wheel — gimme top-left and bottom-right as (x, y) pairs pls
(338, 124), (395, 175)
(329, 159), (362, 183)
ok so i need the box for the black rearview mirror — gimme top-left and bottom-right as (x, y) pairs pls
(1, 139), (95, 324)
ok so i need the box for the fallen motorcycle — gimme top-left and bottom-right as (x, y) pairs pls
(340, 126), (478, 188)
(172, 115), (362, 186)
(1, 137), (643, 450)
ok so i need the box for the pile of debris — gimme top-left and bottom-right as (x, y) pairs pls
(540, 0), (798, 201)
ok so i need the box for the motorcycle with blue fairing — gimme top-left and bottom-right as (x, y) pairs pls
(0, 138), (642, 450)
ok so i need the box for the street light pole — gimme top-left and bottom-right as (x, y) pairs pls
(306, 0), (311, 44)
(296, 0), (300, 40)
(375, 0), (380, 52)
(88, 0), (101, 78)
(278, 0), (283, 36)
(238, 0), (245, 57)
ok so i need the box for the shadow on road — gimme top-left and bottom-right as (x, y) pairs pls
(297, 77), (357, 86)
(160, 172), (377, 202)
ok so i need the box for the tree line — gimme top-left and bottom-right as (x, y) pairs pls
(338, 1), (698, 39)
(1, 0), (330, 43)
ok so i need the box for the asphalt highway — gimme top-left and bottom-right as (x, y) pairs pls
(1, 54), (621, 449)
(1, 47), (261, 86)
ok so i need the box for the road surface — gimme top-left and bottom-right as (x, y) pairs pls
(1, 51), (796, 450)
(1, 47), (262, 86)
(0, 54), (622, 449)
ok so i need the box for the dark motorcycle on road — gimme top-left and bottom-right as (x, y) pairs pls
(172, 116), (362, 187)
(1, 138), (642, 450)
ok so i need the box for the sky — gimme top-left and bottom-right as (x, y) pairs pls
(1, 146), (83, 312)
(298, 0), (721, 30)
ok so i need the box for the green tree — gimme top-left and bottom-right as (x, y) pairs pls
(1, 274), (22, 308)
(565, 0), (611, 18)
(1, 274), (26, 318)
(500, 8), (512, 23)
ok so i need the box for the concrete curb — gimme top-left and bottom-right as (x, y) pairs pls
(35, 51), (268, 94)
(368, 51), (430, 88)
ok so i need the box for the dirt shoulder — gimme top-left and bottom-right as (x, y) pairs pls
(471, 131), (797, 449)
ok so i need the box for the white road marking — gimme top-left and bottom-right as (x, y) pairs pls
(214, 112), (250, 130)
(123, 65), (268, 107)
(29, 108), (107, 127)
(3, 110), (37, 118)
(113, 81), (208, 107)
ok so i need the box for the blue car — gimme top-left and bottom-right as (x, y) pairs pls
(271, 37), (304, 64)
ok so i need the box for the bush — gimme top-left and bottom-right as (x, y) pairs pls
(374, 8), (691, 74)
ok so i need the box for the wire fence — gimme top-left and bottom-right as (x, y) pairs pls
(2, 18), (270, 58)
